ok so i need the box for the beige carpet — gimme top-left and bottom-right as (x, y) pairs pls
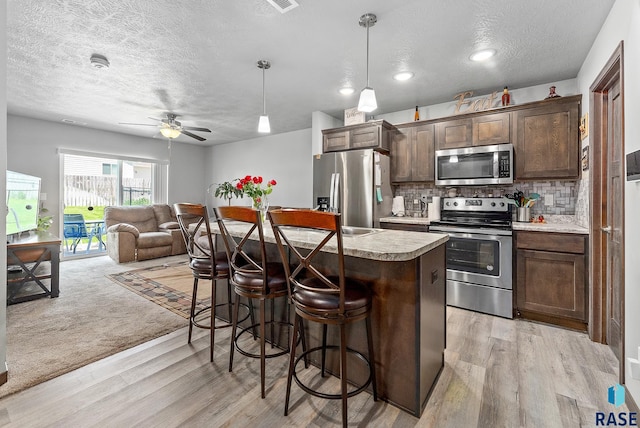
(2, 255), (190, 399)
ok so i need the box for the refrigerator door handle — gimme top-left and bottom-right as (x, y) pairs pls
(329, 173), (336, 212)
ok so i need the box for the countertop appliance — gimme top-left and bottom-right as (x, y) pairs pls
(429, 197), (513, 318)
(313, 149), (392, 228)
(435, 143), (513, 186)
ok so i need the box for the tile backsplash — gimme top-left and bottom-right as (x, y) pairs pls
(394, 181), (580, 218)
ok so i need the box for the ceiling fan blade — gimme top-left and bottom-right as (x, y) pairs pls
(182, 126), (211, 133)
(180, 130), (206, 142)
(147, 117), (164, 122)
(118, 122), (158, 127)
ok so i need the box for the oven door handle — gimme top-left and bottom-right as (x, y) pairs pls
(430, 225), (513, 237)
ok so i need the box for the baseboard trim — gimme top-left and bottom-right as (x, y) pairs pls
(0, 362), (8, 386)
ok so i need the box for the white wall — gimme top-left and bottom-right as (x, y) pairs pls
(7, 115), (208, 236)
(576, 0), (640, 403)
(206, 128), (313, 209)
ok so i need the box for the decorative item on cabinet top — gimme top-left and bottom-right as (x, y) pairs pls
(344, 107), (366, 126)
(545, 85), (561, 99)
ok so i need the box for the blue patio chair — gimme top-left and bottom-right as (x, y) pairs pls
(63, 213), (88, 254)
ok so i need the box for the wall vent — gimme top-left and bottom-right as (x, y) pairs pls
(265, 0), (299, 14)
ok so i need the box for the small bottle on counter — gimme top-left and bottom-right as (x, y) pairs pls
(414, 106), (420, 121)
(501, 87), (510, 106)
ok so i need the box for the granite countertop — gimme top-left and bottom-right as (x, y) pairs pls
(380, 216), (431, 225)
(205, 221), (448, 262)
(381, 214), (589, 234)
(511, 215), (589, 234)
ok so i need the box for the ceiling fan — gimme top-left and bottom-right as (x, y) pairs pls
(120, 113), (211, 141)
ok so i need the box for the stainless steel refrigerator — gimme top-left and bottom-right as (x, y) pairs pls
(312, 149), (393, 228)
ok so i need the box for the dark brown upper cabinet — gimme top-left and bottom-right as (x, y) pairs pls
(435, 112), (510, 150)
(513, 95), (581, 180)
(391, 123), (435, 183)
(322, 120), (395, 153)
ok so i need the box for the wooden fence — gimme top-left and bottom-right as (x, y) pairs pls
(64, 175), (151, 207)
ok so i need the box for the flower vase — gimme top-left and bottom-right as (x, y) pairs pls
(253, 197), (269, 223)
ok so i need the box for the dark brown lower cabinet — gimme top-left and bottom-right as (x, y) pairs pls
(515, 231), (588, 331)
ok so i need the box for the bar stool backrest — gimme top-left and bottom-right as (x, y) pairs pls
(214, 206), (268, 293)
(174, 203), (217, 274)
(268, 209), (346, 317)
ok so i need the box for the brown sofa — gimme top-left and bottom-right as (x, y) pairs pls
(104, 204), (187, 263)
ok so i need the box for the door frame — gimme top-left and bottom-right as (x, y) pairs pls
(589, 41), (624, 379)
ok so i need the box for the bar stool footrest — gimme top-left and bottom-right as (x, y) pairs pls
(292, 345), (373, 400)
(233, 320), (297, 359)
(192, 302), (251, 330)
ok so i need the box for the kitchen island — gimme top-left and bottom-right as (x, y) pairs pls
(207, 221), (448, 417)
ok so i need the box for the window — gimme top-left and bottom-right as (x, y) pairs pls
(61, 152), (167, 208)
(101, 163), (118, 176)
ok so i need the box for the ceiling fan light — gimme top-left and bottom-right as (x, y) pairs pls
(160, 127), (181, 139)
(358, 87), (377, 113)
(258, 115), (271, 133)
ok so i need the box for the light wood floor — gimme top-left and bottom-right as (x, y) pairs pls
(0, 307), (623, 427)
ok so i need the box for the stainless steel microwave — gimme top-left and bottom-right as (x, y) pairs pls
(435, 143), (514, 186)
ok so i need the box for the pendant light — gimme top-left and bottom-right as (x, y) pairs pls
(357, 13), (378, 113)
(257, 60), (271, 133)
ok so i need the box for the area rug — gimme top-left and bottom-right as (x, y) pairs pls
(106, 260), (211, 319)
(2, 255), (189, 399)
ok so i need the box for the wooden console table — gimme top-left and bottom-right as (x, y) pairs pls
(7, 231), (61, 305)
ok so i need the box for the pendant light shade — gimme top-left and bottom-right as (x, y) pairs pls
(358, 87), (377, 113)
(357, 13), (377, 113)
(258, 115), (271, 133)
(257, 60), (271, 134)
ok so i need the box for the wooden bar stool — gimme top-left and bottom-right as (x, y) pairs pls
(268, 209), (377, 428)
(174, 203), (234, 362)
(214, 206), (293, 398)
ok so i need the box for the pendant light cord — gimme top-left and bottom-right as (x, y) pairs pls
(365, 21), (370, 87)
(262, 66), (267, 115)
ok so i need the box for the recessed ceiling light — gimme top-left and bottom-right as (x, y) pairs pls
(469, 49), (496, 62)
(339, 87), (355, 95)
(393, 71), (414, 81)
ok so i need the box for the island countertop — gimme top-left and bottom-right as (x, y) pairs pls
(207, 221), (448, 262)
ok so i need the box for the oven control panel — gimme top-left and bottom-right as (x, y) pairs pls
(442, 197), (509, 212)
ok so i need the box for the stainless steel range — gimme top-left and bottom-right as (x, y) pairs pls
(429, 197), (513, 319)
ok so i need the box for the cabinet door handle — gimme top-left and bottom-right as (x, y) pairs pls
(602, 226), (612, 234)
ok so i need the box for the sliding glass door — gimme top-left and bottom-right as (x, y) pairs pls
(61, 152), (166, 258)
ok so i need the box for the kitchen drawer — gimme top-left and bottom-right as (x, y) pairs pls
(380, 222), (429, 232)
(516, 231), (585, 254)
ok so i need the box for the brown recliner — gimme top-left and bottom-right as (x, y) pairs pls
(104, 204), (186, 263)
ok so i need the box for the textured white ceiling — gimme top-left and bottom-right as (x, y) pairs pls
(7, 0), (615, 146)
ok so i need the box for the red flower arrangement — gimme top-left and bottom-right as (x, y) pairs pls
(236, 175), (277, 209)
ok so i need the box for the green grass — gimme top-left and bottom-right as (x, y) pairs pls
(63, 206), (106, 221)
